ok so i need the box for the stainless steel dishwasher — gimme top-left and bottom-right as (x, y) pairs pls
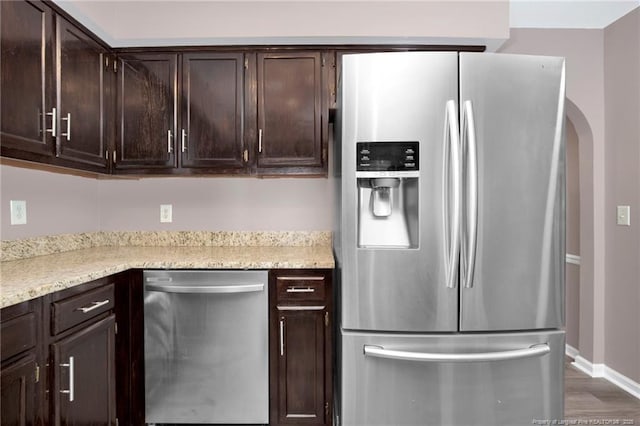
(143, 270), (269, 425)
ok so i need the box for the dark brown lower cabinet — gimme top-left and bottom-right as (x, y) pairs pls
(0, 298), (42, 426)
(51, 314), (116, 425)
(1, 352), (38, 426)
(270, 270), (333, 426)
(1, 275), (125, 426)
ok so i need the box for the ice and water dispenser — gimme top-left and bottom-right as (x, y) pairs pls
(356, 142), (419, 248)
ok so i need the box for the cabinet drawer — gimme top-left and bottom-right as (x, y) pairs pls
(51, 284), (114, 335)
(0, 312), (37, 362)
(276, 276), (326, 303)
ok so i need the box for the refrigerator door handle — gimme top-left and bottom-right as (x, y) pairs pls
(443, 99), (461, 289)
(461, 100), (478, 289)
(363, 343), (550, 363)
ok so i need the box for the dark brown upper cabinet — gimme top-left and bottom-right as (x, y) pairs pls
(180, 52), (247, 171)
(0, 0), (55, 161)
(0, 1), (111, 173)
(115, 53), (178, 171)
(55, 16), (109, 169)
(256, 51), (326, 175)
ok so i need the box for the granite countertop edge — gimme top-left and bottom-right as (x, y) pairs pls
(0, 245), (335, 309)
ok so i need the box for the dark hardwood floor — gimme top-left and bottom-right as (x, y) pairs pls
(565, 357), (640, 423)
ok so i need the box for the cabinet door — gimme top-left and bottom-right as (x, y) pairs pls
(116, 54), (177, 170)
(55, 16), (108, 169)
(0, 0), (54, 160)
(257, 52), (324, 173)
(1, 353), (38, 426)
(275, 309), (327, 425)
(181, 52), (246, 170)
(51, 314), (116, 425)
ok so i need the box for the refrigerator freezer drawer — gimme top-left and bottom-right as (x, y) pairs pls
(339, 330), (564, 426)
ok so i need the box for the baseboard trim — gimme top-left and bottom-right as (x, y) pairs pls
(565, 344), (579, 359)
(604, 365), (640, 400)
(570, 354), (640, 400)
(572, 355), (605, 377)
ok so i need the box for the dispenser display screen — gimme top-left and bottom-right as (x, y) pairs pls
(356, 142), (419, 171)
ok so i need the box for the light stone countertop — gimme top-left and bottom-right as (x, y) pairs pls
(0, 245), (335, 309)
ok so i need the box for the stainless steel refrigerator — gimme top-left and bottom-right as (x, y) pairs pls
(334, 51), (566, 426)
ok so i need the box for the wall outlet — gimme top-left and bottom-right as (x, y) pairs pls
(10, 200), (27, 225)
(616, 205), (630, 226)
(160, 204), (173, 223)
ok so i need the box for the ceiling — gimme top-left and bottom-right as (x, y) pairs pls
(510, 0), (640, 28)
(52, 0), (640, 49)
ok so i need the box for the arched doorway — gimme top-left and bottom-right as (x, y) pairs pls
(564, 98), (596, 362)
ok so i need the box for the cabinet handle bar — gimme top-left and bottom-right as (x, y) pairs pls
(286, 287), (315, 293)
(61, 113), (71, 140)
(60, 356), (74, 402)
(76, 299), (110, 313)
(45, 108), (57, 137)
(279, 319), (284, 356)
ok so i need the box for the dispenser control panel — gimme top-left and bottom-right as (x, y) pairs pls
(357, 142), (419, 171)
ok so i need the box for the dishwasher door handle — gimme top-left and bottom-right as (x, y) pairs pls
(145, 283), (264, 294)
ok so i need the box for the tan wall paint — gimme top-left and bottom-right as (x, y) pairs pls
(604, 9), (640, 383)
(0, 165), (102, 240)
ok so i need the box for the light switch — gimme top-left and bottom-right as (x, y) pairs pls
(10, 200), (27, 225)
(160, 204), (172, 223)
(616, 205), (630, 226)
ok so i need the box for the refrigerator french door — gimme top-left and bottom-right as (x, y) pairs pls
(336, 51), (566, 426)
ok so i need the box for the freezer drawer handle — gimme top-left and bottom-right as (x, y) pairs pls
(146, 283), (264, 294)
(363, 343), (550, 363)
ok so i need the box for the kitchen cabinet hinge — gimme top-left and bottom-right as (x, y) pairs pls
(325, 311), (329, 326)
(113, 150), (116, 164)
(35, 363), (40, 383)
(105, 56), (109, 69)
(244, 58), (248, 69)
(322, 56), (326, 67)
(115, 322), (118, 335)
(113, 57), (117, 73)
(325, 402), (329, 416)
(243, 149), (248, 163)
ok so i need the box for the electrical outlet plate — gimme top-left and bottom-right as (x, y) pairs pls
(160, 204), (172, 223)
(616, 205), (630, 226)
(10, 200), (27, 225)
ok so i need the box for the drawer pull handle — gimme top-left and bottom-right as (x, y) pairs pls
(76, 299), (110, 313)
(286, 287), (315, 293)
(60, 356), (74, 402)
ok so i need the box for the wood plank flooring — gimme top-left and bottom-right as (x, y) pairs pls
(565, 357), (640, 423)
